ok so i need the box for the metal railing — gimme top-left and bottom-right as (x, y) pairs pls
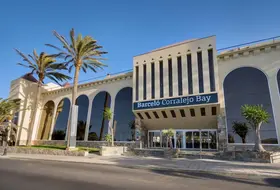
(217, 35), (280, 54)
(44, 69), (133, 92)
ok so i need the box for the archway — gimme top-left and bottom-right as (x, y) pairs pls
(88, 91), (111, 141)
(114, 87), (135, 141)
(52, 98), (70, 140)
(75, 95), (89, 140)
(224, 67), (278, 144)
(37, 101), (55, 140)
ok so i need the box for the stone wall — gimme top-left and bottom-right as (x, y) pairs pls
(0, 146), (87, 156)
(227, 144), (280, 152)
(127, 148), (164, 157)
(32, 140), (139, 150)
(219, 151), (279, 163)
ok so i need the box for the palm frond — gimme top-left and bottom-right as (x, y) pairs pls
(52, 30), (75, 56)
(14, 49), (34, 66)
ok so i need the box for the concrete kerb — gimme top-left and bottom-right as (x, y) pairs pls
(1, 154), (279, 177)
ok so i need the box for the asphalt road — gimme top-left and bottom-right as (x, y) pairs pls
(0, 158), (279, 190)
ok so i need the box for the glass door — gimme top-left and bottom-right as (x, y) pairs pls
(148, 131), (161, 148)
(209, 131), (217, 149)
(176, 131), (183, 148)
(193, 131), (200, 149)
(185, 131), (193, 148)
(201, 131), (209, 149)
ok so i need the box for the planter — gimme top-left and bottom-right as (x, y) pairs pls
(99, 146), (127, 156)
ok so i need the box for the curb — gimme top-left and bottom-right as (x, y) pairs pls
(2, 155), (279, 178)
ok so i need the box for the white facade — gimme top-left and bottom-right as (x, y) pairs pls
(8, 36), (280, 149)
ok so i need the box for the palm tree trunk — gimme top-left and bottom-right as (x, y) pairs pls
(27, 83), (41, 146)
(254, 122), (265, 152)
(99, 92), (109, 140)
(241, 137), (246, 144)
(66, 66), (80, 149)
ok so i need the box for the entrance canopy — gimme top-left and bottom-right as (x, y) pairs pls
(134, 104), (220, 130)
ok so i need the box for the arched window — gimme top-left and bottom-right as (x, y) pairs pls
(75, 95), (89, 141)
(224, 67), (278, 144)
(88, 91), (111, 141)
(52, 98), (70, 140)
(114, 87), (135, 141)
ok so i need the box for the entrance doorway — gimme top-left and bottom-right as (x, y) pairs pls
(148, 129), (217, 150)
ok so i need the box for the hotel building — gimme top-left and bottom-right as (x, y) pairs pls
(9, 36), (280, 150)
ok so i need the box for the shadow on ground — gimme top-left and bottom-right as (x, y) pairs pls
(150, 169), (280, 188)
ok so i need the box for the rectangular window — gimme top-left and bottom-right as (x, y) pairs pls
(200, 108), (206, 116)
(153, 111), (159, 119)
(190, 109), (195, 117)
(168, 59), (173, 97)
(187, 54), (193, 94)
(159, 61), (164, 98)
(179, 109), (186, 117)
(137, 113), (143, 119)
(161, 111), (168, 118)
(143, 64), (147, 100)
(211, 107), (217, 115)
(151, 62), (155, 99)
(135, 66), (139, 101)
(177, 56), (183, 96)
(197, 51), (204, 93)
(145, 112), (151, 119)
(208, 49), (215, 92)
(170, 110), (176, 118)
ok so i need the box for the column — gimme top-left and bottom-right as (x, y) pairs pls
(181, 55), (188, 96)
(146, 62), (151, 99)
(202, 50), (210, 93)
(84, 98), (93, 141)
(172, 56), (178, 97)
(163, 57), (169, 97)
(155, 60), (160, 99)
(48, 103), (58, 140)
(192, 52), (199, 94)
(267, 74), (280, 144)
(109, 93), (116, 135)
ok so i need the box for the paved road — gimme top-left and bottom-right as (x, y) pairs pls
(0, 159), (279, 190)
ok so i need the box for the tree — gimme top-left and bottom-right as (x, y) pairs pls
(0, 98), (21, 155)
(46, 28), (107, 149)
(15, 49), (71, 145)
(232, 121), (249, 144)
(162, 129), (175, 149)
(103, 107), (115, 146)
(241, 105), (270, 152)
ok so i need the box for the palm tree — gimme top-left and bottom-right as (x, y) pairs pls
(15, 49), (71, 145)
(0, 98), (21, 154)
(232, 121), (249, 143)
(241, 104), (270, 152)
(46, 28), (107, 149)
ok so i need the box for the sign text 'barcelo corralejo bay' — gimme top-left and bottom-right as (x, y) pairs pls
(133, 93), (218, 110)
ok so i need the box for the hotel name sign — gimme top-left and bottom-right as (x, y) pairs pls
(133, 93), (218, 110)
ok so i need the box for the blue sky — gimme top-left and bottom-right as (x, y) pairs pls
(1, 0), (280, 98)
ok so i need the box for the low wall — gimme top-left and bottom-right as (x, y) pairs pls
(100, 146), (126, 156)
(0, 146), (87, 156)
(32, 140), (139, 150)
(127, 148), (164, 157)
(227, 144), (280, 151)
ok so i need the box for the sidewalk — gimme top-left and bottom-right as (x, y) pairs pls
(1, 153), (280, 177)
